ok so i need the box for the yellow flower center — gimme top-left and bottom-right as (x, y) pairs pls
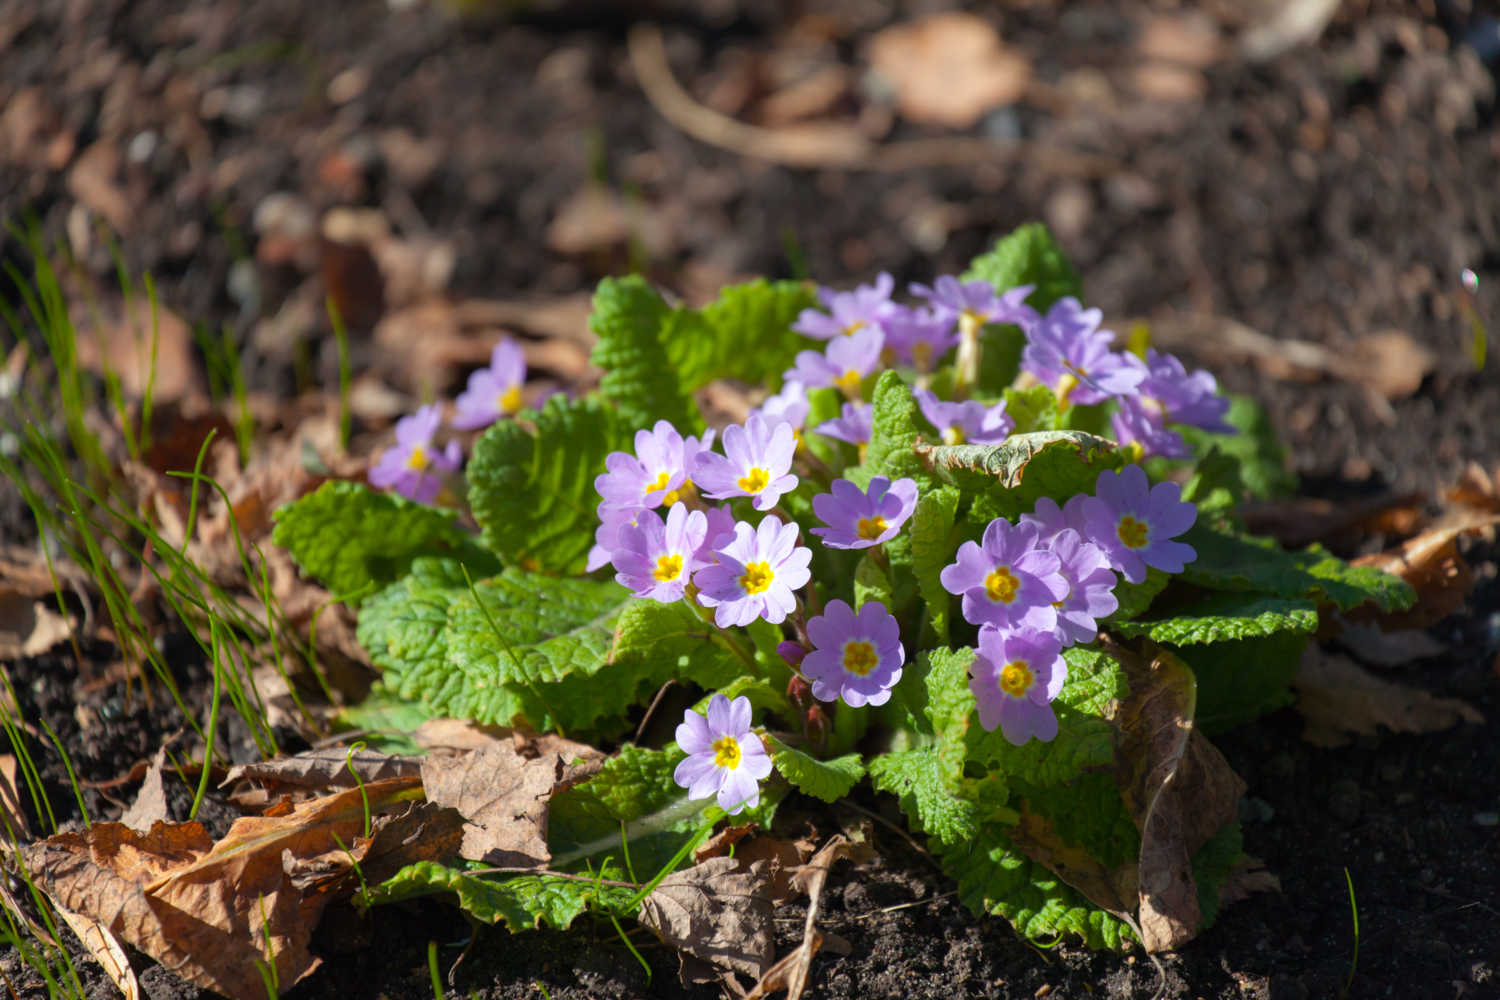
(713, 735), (742, 769)
(1117, 516), (1149, 549)
(653, 554), (683, 582)
(999, 660), (1034, 698)
(662, 479), (692, 507)
(842, 320), (866, 337)
(740, 561), (774, 595)
(856, 516), (888, 541)
(985, 567), (1020, 603)
(499, 384), (524, 415)
(406, 445), (430, 471)
(942, 426), (966, 446)
(842, 641), (878, 676)
(833, 370), (863, 396)
(646, 471), (671, 496)
(738, 467), (771, 494)
(911, 341), (932, 370)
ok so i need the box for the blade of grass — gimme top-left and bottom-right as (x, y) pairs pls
(326, 297), (352, 452)
(189, 617), (226, 821)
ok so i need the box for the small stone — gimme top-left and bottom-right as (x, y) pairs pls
(1474, 812), (1499, 827)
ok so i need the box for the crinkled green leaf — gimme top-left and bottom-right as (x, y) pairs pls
(1003, 385), (1059, 435)
(909, 487), (960, 644)
(332, 683), (435, 755)
(963, 222), (1084, 312)
(1177, 394), (1296, 500)
(766, 737), (864, 803)
(1173, 631), (1309, 735)
(609, 599), (741, 691)
(1012, 773), (1139, 870)
(864, 370), (940, 492)
(869, 747), (982, 846)
(467, 393), (630, 575)
(936, 827), (1131, 950)
(1106, 567), (1170, 624)
(272, 481), (483, 604)
(359, 860), (634, 931)
(853, 549), (893, 612)
(1180, 444), (1246, 515)
(1112, 592), (1319, 646)
(918, 430), (1125, 522)
(1179, 523), (1417, 613)
(690, 676), (791, 718)
(589, 276), (701, 433)
(1191, 821), (1246, 931)
(663, 279), (819, 392)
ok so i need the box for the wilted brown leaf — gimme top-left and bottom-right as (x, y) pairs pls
(1292, 647), (1484, 747)
(638, 857), (775, 981)
(1346, 331), (1436, 400)
(0, 594), (74, 660)
(56, 907), (140, 1000)
(1348, 517), (1500, 631)
(1007, 804), (1137, 920)
(420, 743), (603, 867)
(1216, 857), (1281, 907)
(695, 827), (818, 903)
(867, 12), (1031, 128)
(120, 749), (170, 834)
(1331, 620), (1447, 667)
(73, 294), (196, 403)
(746, 836), (856, 1000)
(0, 754), (31, 840)
(222, 747), (424, 791)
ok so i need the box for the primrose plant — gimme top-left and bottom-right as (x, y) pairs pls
(276, 224), (1417, 949)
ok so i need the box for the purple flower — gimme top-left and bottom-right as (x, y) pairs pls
(673, 694), (772, 814)
(1019, 494), (1091, 546)
(970, 626), (1067, 745)
(784, 327), (884, 397)
(613, 503), (709, 603)
(911, 277), (1038, 331)
(1111, 395), (1191, 461)
(914, 388), (1013, 446)
(802, 599), (905, 708)
(694, 414), (799, 512)
(940, 517), (1069, 631)
(752, 381), (810, 439)
(452, 338), (528, 430)
(369, 404), (461, 504)
(811, 476), (918, 549)
(1126, 349), (1236, 434)
(814, 402), (874, 447)
(1020, 298), (1145, 406)
(691, 504), (738, 570)
(1082, 464), (1198, 584)
(586, 505), (642, 572)
(792, 273), (900, 340)
(884, 307), (958, 373)
(594, 421), (715, 512)
(1045, 529), (1119, 646)
(692, 516), (812, 627)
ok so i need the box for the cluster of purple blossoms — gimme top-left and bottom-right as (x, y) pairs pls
(944, 464), (1197, 746)
(915, 388), (1013, 447)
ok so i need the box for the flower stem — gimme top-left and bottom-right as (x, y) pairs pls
(953, 312), (984, 400)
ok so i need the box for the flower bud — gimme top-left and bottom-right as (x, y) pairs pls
(777, 640), (808, 669)
(803, 705), (827, 747)
(786, 674), (813, 711)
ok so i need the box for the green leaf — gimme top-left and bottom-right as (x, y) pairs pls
(767, 737), (864, 803)
(1180, 444), (1246, 515)
(962, 222), (1084, 312)
(271, 481), (481, 604)
(909, 487), (960, 644)
(1173, 631), (1309, 735)
(467, 393), (630, 575)
(1112, 592), (1319, 646)
(360, 860), (635, 931)
(853, 549), (893, 612)
(332, 683), (435, 755)
(1003, 385), (1059, 435)
(1179, 523), (1417, 613)
(664, 279), (819, 392)
(1012, 772), (1140, 870)
(917, 430), (1124, 522)
(690, 675), (791, 718)
(609, 599), (741, 691)
(936, 827), (1131, 950)
(1106, 567), (1170, 623)
(869, 747), (982, 846)
(589, 276), (700, 433)
(864, 370), (940, 492)
(1176, 395), (1296, 499)
(1192, 821), (1246, 931)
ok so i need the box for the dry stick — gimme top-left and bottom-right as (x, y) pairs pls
(853, 889), (958, 919)
(626, 22), (1120, 178)
(633, 679), (677, 744)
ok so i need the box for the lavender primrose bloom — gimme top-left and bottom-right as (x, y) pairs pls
(1019, 493), (1091, 546)
(810, 476), (918, 549)
(586, 505), (643, 572)
(1020, 298), (1145, 407)
(940, 517), (1069, 630)
(368, 404), (461, 504)
(814, 402), (873, 447)
(594, 421), (715, 512)
(914, 388), (1014, 446)
(792, 272), (900, 340)
(753, 380), (810, 440)
(884, 307), (958, 372)
(694, 414), (798, 512)
(1046, 529), (1119, 646)
(802, 599), (905, 708)
(910, 276), (1038, 332)
(691, 504), (738, 570)
(1082, 464), (1198, 584)
(692, 516), (811, 627)
(1112, 394), (1191, 461)
(784, 327), (884, 397)
(613, 503), (709, 603)
(673, 694), (772, 814)
(1126, 348), (1236, 434)
(970, 625), (1067, 746)
(451, 338), (528, 430)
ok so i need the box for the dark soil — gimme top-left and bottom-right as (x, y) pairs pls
(3, 0), (1500, 997)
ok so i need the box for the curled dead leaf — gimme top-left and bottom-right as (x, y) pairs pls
(1348, 516), (1500, 631)
(1292, 647), (1484, 747)
(56, 907), (140, 1000)
(638, 857), (776, 981)
(867, 12), (1031, 128)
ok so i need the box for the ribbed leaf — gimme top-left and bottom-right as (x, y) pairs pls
(1174, 630), (1309, 735)
(360, 860), (634, 931)
(662, 279), (818, 392)
(869, 747), (982, 846)
(863, 370), (940, 492)
(916, 430), (1125, 522)
(909, 487), (960, 644)
(962, 222), (1083, 312)
(589, 276), (701, 433)
(1112, 592), (1319, 646)
(766, 737), (864, 803)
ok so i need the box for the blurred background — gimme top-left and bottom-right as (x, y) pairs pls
(2, 0), (1497, 496)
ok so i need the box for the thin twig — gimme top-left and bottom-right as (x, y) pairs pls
(835, 798), (942, 870)
(853, 889), (958, 919)
(463, 867), (641, 889)
(633, 679), (676, 744)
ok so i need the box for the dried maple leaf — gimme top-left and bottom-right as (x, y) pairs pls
(1292, 647), (1484, 747)
(638, 857), (776, 982)
(420, 742), (603, 867)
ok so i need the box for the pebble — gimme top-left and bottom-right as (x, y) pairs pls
(1474, 812), (1499, 827)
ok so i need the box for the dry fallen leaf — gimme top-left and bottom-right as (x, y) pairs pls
(867, 12), (1031, 129)
(0, 753), (31, 840)
(695, 827), (819, 903)
(72, 294), (197, 403)
(1331, 620), (1447, 667)
(222, 747), (424, 791)
(121, 749), (170, 834)
(420, 742), (603, 867)
(0, 594), (75, 660)
(1136, 14), (1224, 68)
(56, 906), (140, 1000)
(1216, 857), (1281, 908)
(1348, 517), (1500, 631)
(638, 857), (776, 982)
(1346, 331), (1436, 400)
(746, 836), (856, 1000)
(1292, 647), (1484, 747)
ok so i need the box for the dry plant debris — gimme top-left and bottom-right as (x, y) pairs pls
(865, 12), (1031, 129)
(637, 856), (776, 982)
(1293, 646), (1484, 747)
